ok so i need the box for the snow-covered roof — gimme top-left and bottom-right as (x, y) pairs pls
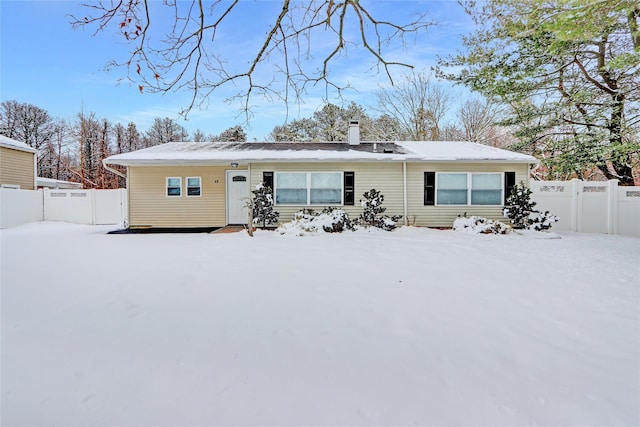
(37, 177), (83, 189)
(0, 135), (37, 154)
(104, 141), (536, 166)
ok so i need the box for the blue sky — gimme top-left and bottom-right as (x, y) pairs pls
(1, 1), (473, 140)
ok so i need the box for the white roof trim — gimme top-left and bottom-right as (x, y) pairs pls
(0, 135), (37, 154)
(104, 140), (537, 166)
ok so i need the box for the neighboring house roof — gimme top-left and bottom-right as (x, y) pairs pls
(104, 141), (537, 166)
(0, 135), (37, 154)
(37, 177), (83, 189)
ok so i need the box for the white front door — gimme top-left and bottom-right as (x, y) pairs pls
(226, 170), (249, 224)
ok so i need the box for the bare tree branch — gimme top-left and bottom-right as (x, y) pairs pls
(69, 0), (434, 120)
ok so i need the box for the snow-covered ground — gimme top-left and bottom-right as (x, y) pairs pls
(1, 222), (638, 426)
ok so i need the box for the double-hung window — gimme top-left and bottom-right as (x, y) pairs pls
(186, 177), (201, 196)
(310, 172), (341, 204)
(276, 173), (308, 204)
(275, 172), (342, 205)
(470, 174), (501, 205)
(437, 173), (468, 205)
(434, 172), (503, 205)
(166, 177), (182, 197)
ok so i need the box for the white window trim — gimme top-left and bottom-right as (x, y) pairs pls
(186, 176), (202, 197)
(274, 171), (344, 206)
(435, 172), (504, 206)
(166, 177), (182, 197)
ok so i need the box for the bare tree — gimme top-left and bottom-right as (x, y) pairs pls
(113, 123), (126, 154)
(144, 117), (189, 147)
(210, 126), (247, 142)
(74, 112), (101, 188)
(72, 114), (126, 189)
(440, 123), (465, 141)
(0, 100), (21, 138)
(191, 129), (207, 143)
(0, 100), (58, 176)
(124, 122), (142, 151)
(41, 119), (76, 181)
(457, 97), (502, 143)
(376, 72), (454, 140)
(369, 114), (406, 141)
(70, 1), (434, 118)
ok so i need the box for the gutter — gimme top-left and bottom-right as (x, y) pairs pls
(102, 160), (127, 179)
(104, 156), (537, 167)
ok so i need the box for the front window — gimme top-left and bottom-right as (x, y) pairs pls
(471, 174), (501, 205)
(186, 177), (201, 196)
(437, 173), (468, 205)
(310, 172), (342, 204)
(276, 173), (307, 204)
(436, 173), (503, 205)
(167, 177), (181, 197)
(275, 172), (343, 205)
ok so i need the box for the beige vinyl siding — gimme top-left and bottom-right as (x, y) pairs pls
(0, 146), (35, 190)
(250, 162), (405, 223)
(128, 166), (243, 228)
(406, 162), (530, 227)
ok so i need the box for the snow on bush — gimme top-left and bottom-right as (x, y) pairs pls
(529, 211), (559, 231)
(250, 183), (280, 228)
(503, 182), (558, 231)
(277, 208), (356, 236)
(277, 189), (402, 236)
(453, 214), (510, 235)
(359, 189), (402, 231)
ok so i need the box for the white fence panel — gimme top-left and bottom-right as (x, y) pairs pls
(617, 188), (640, 237)
(531, 179), (639, 237)
(44, 189), (93, 224)
(94, 189), (126, 225)
(529, 181), (574, 232)
(0, 188), (43, 229)
(580, 182), (608, 234)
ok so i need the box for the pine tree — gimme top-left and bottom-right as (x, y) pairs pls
(503, 183), (536, 229)
(251, 183), (279, 228)
(503, 182), (558, 230)
(359, 189), (401, 231)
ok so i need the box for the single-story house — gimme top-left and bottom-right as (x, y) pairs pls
(103, 122), (537, 229)
(0, 135), (37, 190)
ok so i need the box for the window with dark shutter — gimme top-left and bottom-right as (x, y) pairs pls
(424, 172), (435, 205)
(263, 172), (274, 191)
(343, 172), (355, 205)
(504, 172), (516, 204)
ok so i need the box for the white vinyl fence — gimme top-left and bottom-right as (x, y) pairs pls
(530, 179), (640, 237)
(2, 182), (638, 237)
(0, 189), (44, 229)
(0, 188), (127, 229)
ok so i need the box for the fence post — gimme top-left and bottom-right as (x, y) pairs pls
(607, 179), (619, 235)
(40, 188), (45, 221)
(570, 179), (581, 232)
(43, 187), (49, 221)
(91, 189), (96, 225)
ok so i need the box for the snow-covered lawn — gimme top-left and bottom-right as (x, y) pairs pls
(1, 222), (638, 426)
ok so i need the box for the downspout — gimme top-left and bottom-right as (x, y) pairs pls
(102, 160), (128, 227)
(33, 152), (37, 190)
(403, 161), (408, 226)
